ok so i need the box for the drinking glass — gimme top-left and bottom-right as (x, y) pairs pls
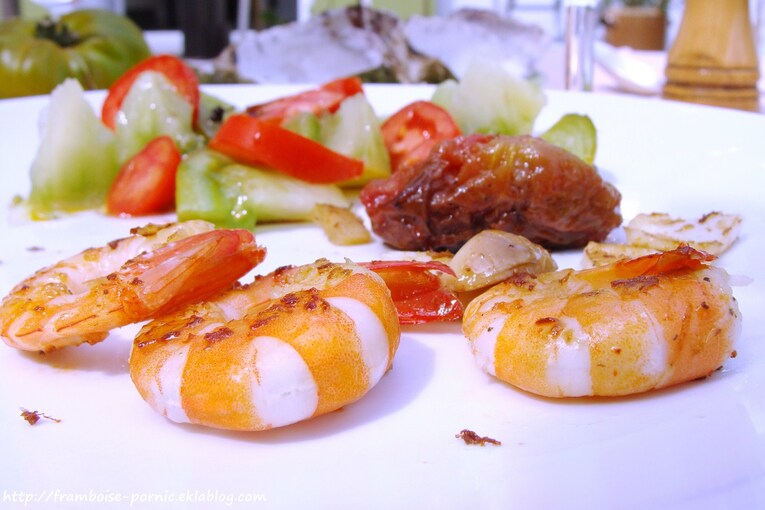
(564, 0), (598, 91)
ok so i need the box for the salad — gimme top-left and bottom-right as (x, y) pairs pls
(20, 54), (596, 231)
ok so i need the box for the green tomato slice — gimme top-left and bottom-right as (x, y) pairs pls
(540, 113), (598, 165)
(114, 71), (204, 164)
(176, 149), (350, 229)
(432, 58), (547, 136)
(27, 78), (118, 218)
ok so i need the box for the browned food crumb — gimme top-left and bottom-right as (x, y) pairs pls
(455, 429), (501, 446)
(20, 408), (61, 425)
(26, 246), (45, 252)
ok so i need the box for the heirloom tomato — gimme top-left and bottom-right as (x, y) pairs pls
(0, 9), (150, 99)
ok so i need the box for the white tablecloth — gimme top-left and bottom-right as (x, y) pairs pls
(537, 42), (764, 113)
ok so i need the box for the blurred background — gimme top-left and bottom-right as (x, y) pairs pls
(1, 0), (762, 109)
(0, 0), (707, 57)
(1, 1), (762, 58)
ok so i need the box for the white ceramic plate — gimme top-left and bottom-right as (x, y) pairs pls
(1, 86), (764, 510)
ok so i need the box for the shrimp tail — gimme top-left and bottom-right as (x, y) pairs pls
(580, 245), (716, 288)
(363, 260), (464, 324)
(117, 229), (266, 319)
(616, 244), (715, 277)
(0, 221), (264, 353)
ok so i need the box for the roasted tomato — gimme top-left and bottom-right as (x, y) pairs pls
(361, 134), (622, 252)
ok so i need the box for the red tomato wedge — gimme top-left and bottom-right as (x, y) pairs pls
(245, 76), (364, 124)
(101, 54), (200, 130)
(106, 135), (181, 216)
(208, 114), (364, 184)
(381, 100), (462, 172)
(363, 260), (464, 324)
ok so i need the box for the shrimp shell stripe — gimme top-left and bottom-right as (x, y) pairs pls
(129, 261), (401, 431)
(462, 259), (741, 397)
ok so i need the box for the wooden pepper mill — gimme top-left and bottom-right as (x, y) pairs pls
(663, 0), (760, 111)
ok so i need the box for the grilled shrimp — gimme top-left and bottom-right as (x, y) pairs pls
(462, 246), (741, 397)
(129, 259), (400, 431)
(0, 221), (265, 352)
